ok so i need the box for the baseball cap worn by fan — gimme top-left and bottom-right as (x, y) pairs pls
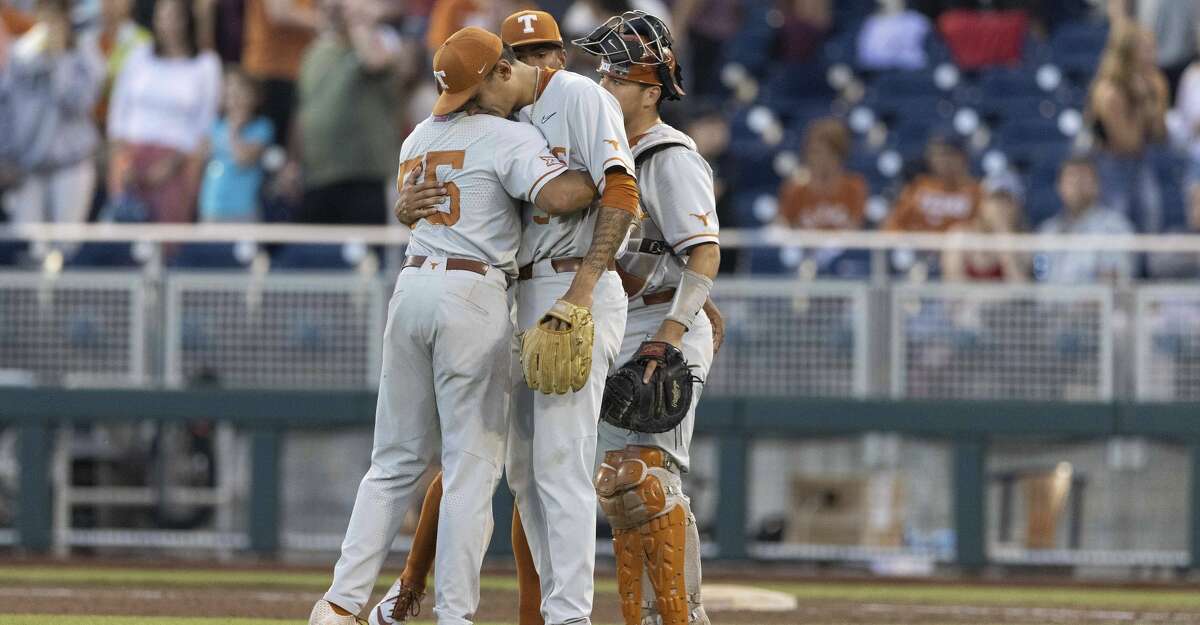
(431, 27), (503, 116)
(501, 10), (562, 47)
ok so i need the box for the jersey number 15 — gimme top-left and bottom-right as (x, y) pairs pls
(399, 150), (464, 226)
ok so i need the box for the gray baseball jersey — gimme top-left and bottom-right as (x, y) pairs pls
(399, 112), (569, 276)
(515, 68), (636, 266)
(617, 122), (719, 300)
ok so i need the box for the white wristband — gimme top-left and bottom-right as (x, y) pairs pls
(665, 269), (713, 331)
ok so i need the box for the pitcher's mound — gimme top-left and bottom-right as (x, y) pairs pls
(702, 584), (798, 612)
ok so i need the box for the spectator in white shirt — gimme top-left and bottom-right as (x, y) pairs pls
(106, 0), (220, 223)
(857, 0), (930, 71)
(1036, 156), (1136, 284)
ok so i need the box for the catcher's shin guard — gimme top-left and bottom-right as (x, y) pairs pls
(596, 445), (707, 624)
(613, 525), (644, 624)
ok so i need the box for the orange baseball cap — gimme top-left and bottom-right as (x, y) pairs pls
(431, 27), (504, 116)
(501, 10), (563, 48)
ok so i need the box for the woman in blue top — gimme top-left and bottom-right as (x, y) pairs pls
(199, 66), (274, 222)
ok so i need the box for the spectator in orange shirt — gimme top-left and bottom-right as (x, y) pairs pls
(425, 0), (526, 53)
(776, 117), (868, 230)
(0, 0), (34, 37)
(884, 132), (980, 232)
(241, 0), (318, 145)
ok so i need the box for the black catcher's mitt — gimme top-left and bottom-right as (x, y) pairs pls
(600, 341), (698, 434)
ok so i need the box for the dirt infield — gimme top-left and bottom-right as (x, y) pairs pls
(5, 562), (1200, 625)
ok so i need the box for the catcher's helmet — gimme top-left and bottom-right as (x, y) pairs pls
(572, 10), (685, 101)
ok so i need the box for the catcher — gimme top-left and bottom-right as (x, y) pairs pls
(582, 11), (723, 625)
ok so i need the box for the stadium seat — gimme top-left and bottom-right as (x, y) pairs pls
(170, 243), (248, 270)
(723, 0), (776, 75)
(271, 244), (355, 271)
(67, 242), (140, 268)
(978, 94), (1058, 126)
(978, 67), (1045, 100)
(727, 143), (782, 194)
(0, 241), (26, 266)
(1049, 19), (1108, 82)
(759, 63), (834, 116)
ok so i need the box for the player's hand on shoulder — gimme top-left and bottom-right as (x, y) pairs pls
(394, 164), (447, 226)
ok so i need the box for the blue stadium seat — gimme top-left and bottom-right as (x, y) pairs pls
(67, 242), (140, 268)
(723, 0), (776, 74)
(978, 67), (1045, 100)
(0, 241), (26, 266)
(170, 243), (247, 270)
(993, 120), (1069, 169)
(760, 63), (834, 115)
(727, 143), (782, 194)
(745, 247), (797, 275)
(1049, 20), (1108, 81)
(272, 244), (354, 271)
(868, 69), (942, 99)
(979, 95), (1058, 126)
(1026, 187), (1061, 228)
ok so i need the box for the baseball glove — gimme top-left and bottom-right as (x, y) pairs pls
(521, 299), (595, 394)
(600, 341), (698, 434)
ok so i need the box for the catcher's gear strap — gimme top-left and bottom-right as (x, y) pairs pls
(521, 299), (595, 394)
(602, 169), (640, 216)
(665, 269), (711, 331)
(631, 124), (697, 163)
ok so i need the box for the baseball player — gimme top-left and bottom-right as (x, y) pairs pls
(583, 12), (721, 625)
(381, 13), (640, 625)
(372, 12), (573, 625)
(309, 27), (600, 625)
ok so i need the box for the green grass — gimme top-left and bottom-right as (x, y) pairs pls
(0, 567), (610, 595)
(761, 580), (1200, 610)
(4, 565), (1200, 612)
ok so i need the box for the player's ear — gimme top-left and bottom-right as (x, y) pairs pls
(644, 85), (661, 109)
(491, 59), (513, 81)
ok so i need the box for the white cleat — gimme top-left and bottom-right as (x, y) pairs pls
(368, 579), (426, 625)
(310, 599), (365, 625)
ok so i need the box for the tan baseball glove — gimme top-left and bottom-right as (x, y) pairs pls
(521, 299), (595, 394)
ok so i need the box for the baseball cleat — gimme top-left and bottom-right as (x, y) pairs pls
(309, 599), (366, 625)
(368, 579), (426, 625)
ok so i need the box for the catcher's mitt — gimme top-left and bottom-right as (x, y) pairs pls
(521, 299), (595, 394)
(600, 341), (698, 433)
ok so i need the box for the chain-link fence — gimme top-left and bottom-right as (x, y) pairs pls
(1136, 286), (1200, 402)
(709, 280), (869, 397)
(891, 284), (1113, 401)
(164, 274), (385, 389)
(0, 272), (145, 387)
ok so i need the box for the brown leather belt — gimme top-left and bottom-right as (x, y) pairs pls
(640, 288), (676, 306)
(517, 257), (616, 281)
(402, 255), (490, 277)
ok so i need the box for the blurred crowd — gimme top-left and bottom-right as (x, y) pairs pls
(0, 0), (1198, 280)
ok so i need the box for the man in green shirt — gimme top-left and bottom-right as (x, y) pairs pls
(292, 0), (401, 224)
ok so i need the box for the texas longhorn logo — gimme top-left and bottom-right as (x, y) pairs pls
(517, 13), (538, 33)
(433, 70), (449, 91)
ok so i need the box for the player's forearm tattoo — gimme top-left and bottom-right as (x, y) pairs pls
(581, 205), (634, 280)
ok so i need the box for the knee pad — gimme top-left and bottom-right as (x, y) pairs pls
(595, 446), (683, 530)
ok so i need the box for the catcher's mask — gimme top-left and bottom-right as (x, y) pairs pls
(572, 10), (685, 101)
